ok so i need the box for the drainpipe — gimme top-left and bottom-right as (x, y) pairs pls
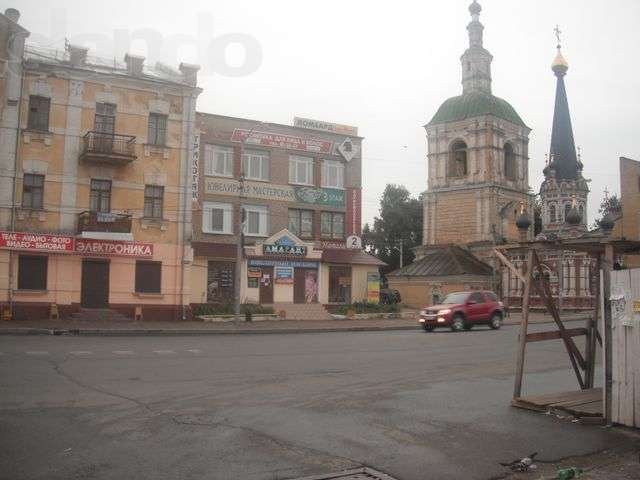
(179, 92), (196, 321)
(8, 57), (26, 318)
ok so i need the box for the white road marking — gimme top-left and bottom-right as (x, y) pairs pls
(69, 351), (93, 355)
(186, 349), (202, 354)
(153, 350), (176, 355)
(113, 350), (134, 355)
(26, 351), (49, 355)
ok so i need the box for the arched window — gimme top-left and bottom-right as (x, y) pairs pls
(504, 143), (516, 181)
(449, 141), (468, 178)
(579, 204), (585, 223)
(549, 204), (557, 223)
(564, 203), (572, 221)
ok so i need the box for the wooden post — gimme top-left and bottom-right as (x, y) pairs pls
(585, 256), (601, 389)
(603, 244), (614, 425)
(513, 250), (534, 400)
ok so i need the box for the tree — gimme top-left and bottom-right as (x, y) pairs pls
(363, 184), (423, 274)
(592, 194), (622, 230)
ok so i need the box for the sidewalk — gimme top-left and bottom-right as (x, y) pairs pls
(0, 311), (586, 336)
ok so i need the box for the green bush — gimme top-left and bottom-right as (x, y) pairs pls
(337, 302), (400, 315)
(193, 303), (274, 316)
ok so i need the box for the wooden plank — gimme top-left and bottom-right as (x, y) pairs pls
(586, 256), (601, 388)
(517, 388), (602, 407)
(549, 393), (604, 408)
(513, 250), (534, 399)
(494, 249), (526, 284)
(526, 328), (587, 343)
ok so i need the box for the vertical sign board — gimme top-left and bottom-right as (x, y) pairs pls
(367, 272), (381, 304)
(346, 188), (362, 236)
(191, 132), (200, 204)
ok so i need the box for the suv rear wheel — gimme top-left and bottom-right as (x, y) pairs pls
(489, 312), (502, 330)
(451, 314), (466, 332)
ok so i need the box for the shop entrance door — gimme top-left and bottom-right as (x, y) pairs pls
(294, 269), (318, 304)
(81, 259), (110, 308)
(259, 267), (274, 304)
(329, 265), (352, 304)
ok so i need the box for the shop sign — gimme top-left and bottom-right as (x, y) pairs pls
(367, 272), (381, 304)
(249, 259), (318, 269)
(247, 267), (262, 278)
(264, 244), (307, 256)
(0, 231), (154, 258)
(75, 239), (154, 258)
(294, 187), (345, 207)
(231, 128), (333, 154)
(205, 178), (345, 207)
(346, 235), (362, 250)
(191, 132), (200, 203)
(0, 231), (74, 253)
(274, 267), (294, 284)
(293, 117), (358, 136)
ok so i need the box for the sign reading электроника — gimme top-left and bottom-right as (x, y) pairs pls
(204, 178), (345, 207)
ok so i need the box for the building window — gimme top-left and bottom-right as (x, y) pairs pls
(207, 261), (235, 303)
(549, 204), (557, 223)
(289, 155), (314, 185)
(22, 173), (44, 209)
(564, 203), (572, 222)
(288, 209), (314, 238)
(148, 113), (167, 146)
(449, 140), (468, 178)
(243, 205), (268, 236)
(143, 185), (164, 219)
(579, 204), (585, 223)
(504, 143), (516, 181)
(322, 160), (345, 189)
(94, 103), (116, 134)
(18, 255), (47, 290)
(203, 202), (233, 234)
(27, 95), (50, 131)
(204, 144), (234, 177)
(89, 179), (112, 213)
(321, 212), (345, 239)
(135, 261), (162, 293)
(242, 150), (269, 181)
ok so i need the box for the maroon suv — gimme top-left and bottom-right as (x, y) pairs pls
(419, 291), (504, 332)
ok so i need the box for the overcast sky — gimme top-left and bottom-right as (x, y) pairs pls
(11, 0), (640, 226)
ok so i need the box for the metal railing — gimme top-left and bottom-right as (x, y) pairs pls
(81, 131), (136, 159)
(77, 211), (133, 234)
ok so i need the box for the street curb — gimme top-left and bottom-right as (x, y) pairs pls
(0, 325), (421, 337)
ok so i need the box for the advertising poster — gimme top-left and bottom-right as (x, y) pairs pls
(275, 267), (294, 284)
(367, 272), (381, 304)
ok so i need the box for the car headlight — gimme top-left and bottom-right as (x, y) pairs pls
(438, 309), (451, 315)
(420, 310), (427, 316)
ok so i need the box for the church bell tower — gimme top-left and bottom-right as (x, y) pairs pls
(421, 1), (533, 253)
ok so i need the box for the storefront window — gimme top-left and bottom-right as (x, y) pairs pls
(18, 255), (47, 290)
(207, 261), (234, 303)
(135, 261), (162, 293)
(288, 209), (313, 238)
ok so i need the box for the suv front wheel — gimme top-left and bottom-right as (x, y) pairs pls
(489, 312), (502, 330)
(451, 314), (466, 332)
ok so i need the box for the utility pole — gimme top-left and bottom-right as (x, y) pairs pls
(399, 241), (404, 269)
(234, 122), (268, 318)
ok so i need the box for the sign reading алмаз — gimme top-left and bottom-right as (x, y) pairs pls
(0, 231), (154, 258)
(204, 178), (345, 207)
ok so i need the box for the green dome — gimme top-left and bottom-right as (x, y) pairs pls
(427, 91), (527, 128)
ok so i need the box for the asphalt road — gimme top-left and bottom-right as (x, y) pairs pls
(0, 323), (624, 480)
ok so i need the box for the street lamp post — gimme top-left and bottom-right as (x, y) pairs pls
(234, 122), (268, 319)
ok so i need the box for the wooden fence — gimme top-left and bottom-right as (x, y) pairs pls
(609, 268), (640, 428)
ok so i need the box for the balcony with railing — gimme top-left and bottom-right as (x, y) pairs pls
(77, 211), (132, 234)
(79, 131), (137, 165)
